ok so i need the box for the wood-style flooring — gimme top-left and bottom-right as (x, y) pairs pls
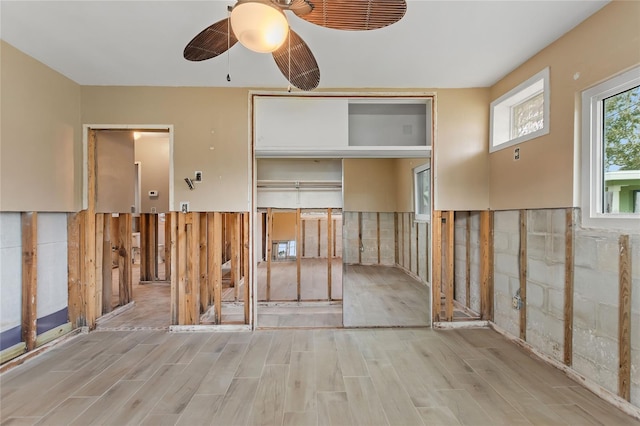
(256, 259), (343, 301)
(2, 328), (638, 425)
(343, 265), (430, 327)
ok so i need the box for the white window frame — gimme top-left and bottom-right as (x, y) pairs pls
(413, 163), (431, 222)
(581, 65), (640, 231)
(490, 67), (550, 152)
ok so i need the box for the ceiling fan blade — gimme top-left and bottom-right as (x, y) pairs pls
(297, 0), (406, 30)
(183, 18), (238, 61)
(289, 0), (314, 17)
(272, 29), (320, 91)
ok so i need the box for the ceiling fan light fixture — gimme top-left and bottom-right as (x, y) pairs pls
(230, 0), (289, 53)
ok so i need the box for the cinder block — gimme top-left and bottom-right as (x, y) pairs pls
(573, 294), (597, 329)
(573, 352), (618, 395)
(574, 234), (598, 268)
(596, 238), (620, 274)
(0, 212), (21, 248)
(526, 281), (545, 309)
(596, 303), (619, 338)
(530, 209), (551, 234)
(574, 266), (619, 307)
(547, 288), (564, 319)
(527, 258), (550, 286)
(495, 252), (519, 277)
(548, 235), (566, 264)
(527, 234), (546, 260)
(550, 209), (566, 236)
(494, 292), (519, 337)
(494, 272), (510, 295)
(573, 327), (619, 375)
(493, 231), (510, 253)
(527, 328), (563, 361)
(631, 236), (640, 280)
(494, 210), (520, 233)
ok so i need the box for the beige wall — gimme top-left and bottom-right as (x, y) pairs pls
(135, 134), (170, 213)
(489, 1), (640, 210)
(95, 130), (135, 213)
(434, 88), (491, 211)
(343, 158), (397, 212)
(394, 158), (429, 212)
(81, 86), (250, 212)
(0, 41), (81, 212)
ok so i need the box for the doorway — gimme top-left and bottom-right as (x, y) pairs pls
(85, 126), (173, 329)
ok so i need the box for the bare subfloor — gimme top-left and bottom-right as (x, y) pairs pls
(2, 328), (638, 425)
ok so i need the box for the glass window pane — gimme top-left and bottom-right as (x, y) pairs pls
(603, 85), (640, 214)
(511, 92), (544, 138)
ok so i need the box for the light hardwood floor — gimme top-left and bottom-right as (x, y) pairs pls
(3, 327), (637, 426)
(343, 265), (430, 327)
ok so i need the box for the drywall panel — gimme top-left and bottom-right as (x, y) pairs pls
(348, 103), (428, 147)
(36, 213), (68, 333)
(0, 41), (80, 212)
(0, 213), (22, 349)
(255, 97), (348, 150)
(489, 1), (640, 209)
(272, 212), (296, 241)
(81, 86), (250, 212)
(433, 88), (490, 211)
(95, 130), (135, 213)
(135, 133), (170, 213)
(343, 159), (397, 212)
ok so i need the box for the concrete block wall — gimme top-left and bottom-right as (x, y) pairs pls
(416, 221), (429, 283)
(454, 212), (468, 307)
(526, 209), (566, 362)
(492, 210), (520, 337)
(301, 217), (342, 259)
(483, 207), (639, 409)
(0, 213), (22, 350)
(343, 212), (395, 266)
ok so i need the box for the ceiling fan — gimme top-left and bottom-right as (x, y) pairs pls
(183, 0), (407, 91)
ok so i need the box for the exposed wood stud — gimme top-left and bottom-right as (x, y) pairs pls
(317, 218), (321, 257)
(519, 210), (527, 341)
(465, 212), (471, 309)
(140, 214), (149, 281)
(118, 214), (132, 306)
(231, 213), (241, 301)
(394, 213), (399, 265)
(102, 214), (112, 314)
(150, 213), (158, 279)
(169, 212), (178, 325)
(377, 212), (381, 265)
(85, 129), (97, 329)
(199, 213), (208, 314)
(327, 208), (332, 300)
(67, 213), (83, 328)
(432, 210), (442, 323)
(564, 208), (574, 366)
(302, 218), (306, 257)
(333, 219), (337, 257)
(445, 211), (454, 322)
(297, 208), (302, 302)
(95, 213), (104, 318)
(401, 213), (405, 268)
(165, 213), (172, 280)
(21, 212), (38, 351)
(480, 210), (494, 321)
(358, 212), (363, 265)
(408, 213), (412, 273)
(242, 212), (250, 324)
(618, 234), (631, 401)
(177, 212), (187, 325)
(212, 212), (223, 324)
(266, 208), (273, 302)
(186, 212), (200, 325)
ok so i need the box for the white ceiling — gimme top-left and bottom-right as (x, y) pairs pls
(0, 0), (608, 90)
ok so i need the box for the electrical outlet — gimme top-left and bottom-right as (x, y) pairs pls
(194, 171), (202, 182)
(512, 294), (522, 310)
(151, 207), (157, 213)
(514, 147), (520, 161)
(179, 201), (189, 213)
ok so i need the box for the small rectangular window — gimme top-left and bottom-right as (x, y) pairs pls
(581, 66), (640, 230)
(490, 68), (550, 152)
(414, 163), (430, 222)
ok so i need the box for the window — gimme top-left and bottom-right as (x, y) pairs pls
(414, 163), (430, 222)
(490, 67), (550, 152)
(581, 66), (640, 230)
